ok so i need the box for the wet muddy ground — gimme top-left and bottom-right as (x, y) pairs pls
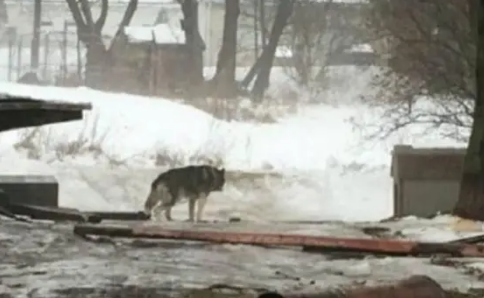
(1, 220), (484, 298)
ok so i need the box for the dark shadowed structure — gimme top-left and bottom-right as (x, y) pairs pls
(0, 94), (91, 132)
(0, 94), (91, 210)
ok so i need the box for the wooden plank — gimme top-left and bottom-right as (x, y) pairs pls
(86, 211), (150, 221)
(2, 203), (100, 223)
(448, 234), (484, 244)
(73, 224), (484, 257)
(0, 200), (149, 223)
(0, 204), (31, 223)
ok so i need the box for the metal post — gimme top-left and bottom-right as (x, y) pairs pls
(7, 26), (16, 81)
(31, 0), (42, 70)
(62, 21), (68, 79)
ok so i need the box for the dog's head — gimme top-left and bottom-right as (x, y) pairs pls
(212, 167), (225, 191)
(143, 184), (161, 215)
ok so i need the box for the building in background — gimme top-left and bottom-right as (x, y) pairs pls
(0, 0), (375, 83)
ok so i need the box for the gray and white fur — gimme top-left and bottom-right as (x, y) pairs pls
(143, 165), (225, 222)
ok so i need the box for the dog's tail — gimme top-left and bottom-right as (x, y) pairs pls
(143, 183), (171, 215)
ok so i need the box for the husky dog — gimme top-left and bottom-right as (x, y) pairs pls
(143, 165), (225, 222)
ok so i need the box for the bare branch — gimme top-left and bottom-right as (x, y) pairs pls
(362, 0), (474, 141)
(65, 0), (88, 40)
(111, 0), (138, 42)
(281, 0), (365, 89)
(79, 0), (95, 28)
(95, 0), (109, 33)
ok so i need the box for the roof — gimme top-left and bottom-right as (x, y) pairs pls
(391, 145), (466, 180)
(0, 94), (92, 132)
(123, 23), (185, 44)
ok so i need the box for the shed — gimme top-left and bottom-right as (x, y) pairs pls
(112, 23), (200, 96)
(391, 145), (466, 218)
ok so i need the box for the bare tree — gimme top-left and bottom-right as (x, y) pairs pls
(253, 0), (259, 56)
(177, 0), (205, 87)
(363, 0), (474, 140)
(364, 0), (484, 220)
(259, 0), (267, 47)
(0, 0), (7, 26)
(0, 0), (9, 45)
(238, 0), (277, 65)
(66, 0), (138, 88)
(210, 0), (240, 98)
(282, 0), (361, 89)
(241, 0), (294, 102)
(453, 0), (484, 221)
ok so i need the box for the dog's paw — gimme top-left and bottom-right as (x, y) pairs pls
(153, 215), (164, 222)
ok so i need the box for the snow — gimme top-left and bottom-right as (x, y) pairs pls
(0, 66), (468, 222)
(124, 23), (185, 44)
(347, 43), (374, 53)
(276, 46), (293, 58)
(1, 66), (484, 295)
(0, 79), (400, 221)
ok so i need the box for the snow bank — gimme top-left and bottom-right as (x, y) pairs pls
(0, 82), (389, 171)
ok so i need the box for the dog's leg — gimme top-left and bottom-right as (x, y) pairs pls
(160, 189), (175, 221)
(196, 193), (208, 222)
(188, 198), (196, 222)
(151, 203), (164, 222)
(145, 183), (172, 222)
(164, 206), (173, 221)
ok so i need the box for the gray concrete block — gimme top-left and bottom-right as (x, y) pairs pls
(0, 175), (59, 207)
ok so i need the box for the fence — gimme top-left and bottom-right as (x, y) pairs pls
(1, 25), (85, 84)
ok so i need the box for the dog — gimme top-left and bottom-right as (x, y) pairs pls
(143, 165), (225, 222)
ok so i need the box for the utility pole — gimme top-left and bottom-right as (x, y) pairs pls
(31, 0), (41, 70)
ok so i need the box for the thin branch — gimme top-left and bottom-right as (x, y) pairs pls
(95, 0), (109, 33)
(65, 0), (88, 40)
(79, 0), (95, 28)
(110, 0), (138, 49)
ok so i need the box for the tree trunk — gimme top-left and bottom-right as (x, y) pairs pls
(253, 0), (259, 57)
(452, 0), (484, 220)
(0, 0), (7, 25)
(66, 0), (137, 90)
(180, 0), (205, 88)
(251, 0), (294, 102)
(210, 0), (240, 98)
(240, 52), (264, 89)
(259, 0), (267, 47)
(84, 38), (111, 89)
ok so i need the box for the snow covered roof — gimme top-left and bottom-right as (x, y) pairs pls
(123, 24), (185, 44)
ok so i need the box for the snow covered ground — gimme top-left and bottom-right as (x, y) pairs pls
(1, 67), (482, 296)
(0, 67), (466, 222)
